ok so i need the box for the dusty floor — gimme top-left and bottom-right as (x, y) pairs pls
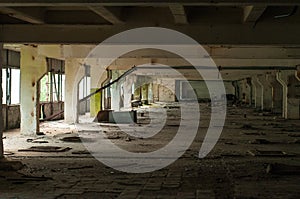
(1, 103), (300, 199)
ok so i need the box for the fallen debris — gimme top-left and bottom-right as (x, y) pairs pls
(249, 139), (271, 144)
(36, 132), (45, 136)
(0, 160), (24, 171)
(266, 163), (300, 175)
(72, 150), (91, 155)
(248, 150), (293, 157)
(18, 146), (72, 152)
(241, 124), (257, 130)
(288, 133), (300, 137)
(68, 165), (94, 170)
(60, 136), (81, 142)
(243, 132), (266, 136)
(6, 175), (53, 182)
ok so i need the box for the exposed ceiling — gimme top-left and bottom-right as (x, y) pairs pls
(0, 1), (300, 44)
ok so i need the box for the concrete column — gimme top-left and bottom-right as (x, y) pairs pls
(238, 79), (251, 104)
(257, 74), (273, 111)
(268, 72), (283, 114)
(123, 75), (135, 109)
(141, 84), (149, 103)
(111, 70), (121, 111)
(20, 46), (47, 135)
(0, 43), (3, 158)
(64, 59), (84, 123)
(251, 77), (263, 110)
(276, 70), (300, 119)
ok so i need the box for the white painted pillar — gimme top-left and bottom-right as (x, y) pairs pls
(64, 59), (84, 123)
(20, 46), (47, 135)
(251, 76), (263, 110)
(123, 75), (135, 110)
(257, 74), (273, 111)
(111, 70), (121, 111)
(276, 70), (300, 119)
(268, 72), (283, 114)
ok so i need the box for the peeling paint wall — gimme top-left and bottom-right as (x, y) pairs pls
(20, 45), (47, 135)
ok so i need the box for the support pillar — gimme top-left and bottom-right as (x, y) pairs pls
(123, 75), (135, 109)
(257, 74), (273, 111)
(251, 76), (263, 110)
(238, 79), (251, 104)
(268, 72), (283, 114)
(141, 84), (149, 104)
(111, 70), (121, 111)
(276, 70), (300, 119)
(64, 59), (84, 123)
(20, 46), (47, 135)
(0, 43), (3, 158)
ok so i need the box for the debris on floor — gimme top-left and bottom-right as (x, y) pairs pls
(241, 124), (257, 130)
(60, 136), (81, 142)
(249, 139), (271, 144)
(288, 133), (300, 137)
(67, 165), (94, 170)
(248, 150), (292, 157)
(18, 146), (72, 152)
(0, 159), (24, 171)
(266, 163), (300, 175)
(243, 132), (266, 135)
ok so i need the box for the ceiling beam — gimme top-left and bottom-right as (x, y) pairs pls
(0, 7), (45, 24)
(243, 6), (267, 23)
(1, 23), (300, 45)
(169, 5), (188, 24)
(88, 6), (123, 24)
(0, 0), (299, 7)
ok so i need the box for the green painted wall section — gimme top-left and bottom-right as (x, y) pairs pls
(90, 88), (101, 117)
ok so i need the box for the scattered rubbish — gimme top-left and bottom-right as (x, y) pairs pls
(32, 140), (49, 144)
(6, 175), (53, 182)
(0, 160), (24, 171)
(18, 146), (72, 152)
(125, 136), (132, 142)
(241, 124), (257, 130)
(107, 135), (121, 139)
(288, 133), (300, 137)
(243, 132), (266, 136)
(72, 150), (90, 155)
(60, 136), (81, 142)
(266, 163), (300, 175)
(248, 149), (293, 157)
(4, 151), (14, 156)
(26, 138), (48, 143)
(36, 132), (45, 136)
(225, 142), (236, 145)
(249, 139), (271, 144)
(68, 165), (94, 170)
(282, 128), (298, 132)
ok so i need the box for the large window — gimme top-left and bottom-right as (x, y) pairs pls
(1, 49), (21, 105)
(1, 68), (20, 105)
(40, 72), (65, 102)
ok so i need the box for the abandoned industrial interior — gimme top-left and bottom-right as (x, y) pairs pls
(0, 1), (300, 198)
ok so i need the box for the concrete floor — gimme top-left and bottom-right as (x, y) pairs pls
(1, 103), (300, 199)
